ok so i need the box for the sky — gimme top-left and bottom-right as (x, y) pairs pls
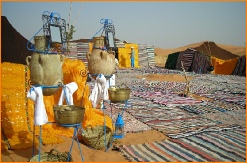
(1, 2), (246, 49)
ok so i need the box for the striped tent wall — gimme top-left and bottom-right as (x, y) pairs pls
(191, 50), (210, 73)
(232, 55), (246, 76)
(175, 49), (194, 71)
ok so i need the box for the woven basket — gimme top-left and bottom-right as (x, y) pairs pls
(81, 125), (113, 150)
(29, 149), (73, 162)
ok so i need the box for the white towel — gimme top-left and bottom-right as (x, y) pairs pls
(58, 82), (78, 105)
(109, 74), (115, 87)
(27, 86), (48, 126)
(89, 74), (109, 108)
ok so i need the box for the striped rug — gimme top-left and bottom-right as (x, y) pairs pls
(117, 128), (246, 162)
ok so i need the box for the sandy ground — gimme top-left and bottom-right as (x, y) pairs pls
(1, 129), (167, 162)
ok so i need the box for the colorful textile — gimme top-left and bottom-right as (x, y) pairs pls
(178, 102), (244, 115)
(176, 49), (194, 71)
(191, 51), (210, 73)
(133, 91), (203, 107)
(102, 102), (152, 133)
(232, 55), (246, 76)
(145, 116), (240, 138)
(117, 128), (246, 162)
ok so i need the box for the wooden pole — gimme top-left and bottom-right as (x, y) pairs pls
(181, 61), (190, 96)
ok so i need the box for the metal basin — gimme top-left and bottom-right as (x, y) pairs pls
(53, 105), (85, 125)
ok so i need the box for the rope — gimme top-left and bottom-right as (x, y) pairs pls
(87, 18), (113, 43)
(27, 11), (62, 54)
(207, 40), (212, 56)
(26, 27), (43, 51)
(203, 42), (210, 55)
(72, 2), (84, 27)
(88, 26), (104, 43)
(68, 1), (72, 31)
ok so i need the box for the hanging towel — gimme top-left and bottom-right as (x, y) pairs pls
(109, 74), (115, 87)
(89, 74), (109, 108)
(27, 86), (48, 126)
(58, 82), (78, 105)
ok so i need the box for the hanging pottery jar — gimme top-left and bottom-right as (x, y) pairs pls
(86, 36), (116, 79)
(33, 35), (49, 51)
(26, 36), (64, 96)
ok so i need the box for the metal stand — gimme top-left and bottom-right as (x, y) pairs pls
(110, 100), (129, 138)
(102, 100), (129, 151)
(32, 125), (42, 162)
(59, 123), (84, 162)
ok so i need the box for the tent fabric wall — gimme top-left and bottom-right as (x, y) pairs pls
(191, 51), (210, 74)
(165, 52), (180, 69)
(232, 55), (246, 76)
(175, 49), (194, 71)
(211, 57), (239, 75)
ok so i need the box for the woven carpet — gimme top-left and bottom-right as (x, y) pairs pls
(103, 102), (152, 133)
(117, 128), (246, 162)
(119, 95), (241, 138)
(145, 116), (241, 139)
(178, 102), (244, 115)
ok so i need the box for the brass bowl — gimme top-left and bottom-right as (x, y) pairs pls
(53, 105), (85, 125)
(108, 84), (131, 102)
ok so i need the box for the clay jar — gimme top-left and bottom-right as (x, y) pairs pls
(26, 53), (64, 96)
(86, 36), (115, 79)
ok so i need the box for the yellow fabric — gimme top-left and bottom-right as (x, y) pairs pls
(211, 57), (239, 75)
(118, 43), (140, 68)
(1, 58), (113, 151)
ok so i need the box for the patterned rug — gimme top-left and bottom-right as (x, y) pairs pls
(103, 102), (152, 133)
(144, 116), (241, 139)
(133, 91), (204, 107)
(116, 128), (246, 162)
(122, 99), (241, 138)
(178, 101), (244, 115)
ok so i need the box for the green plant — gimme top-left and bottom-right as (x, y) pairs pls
(65, 24), (76, 53)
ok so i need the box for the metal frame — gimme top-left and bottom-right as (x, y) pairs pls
(42, 13), (67, 52)
(104, 23), (116, 50)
